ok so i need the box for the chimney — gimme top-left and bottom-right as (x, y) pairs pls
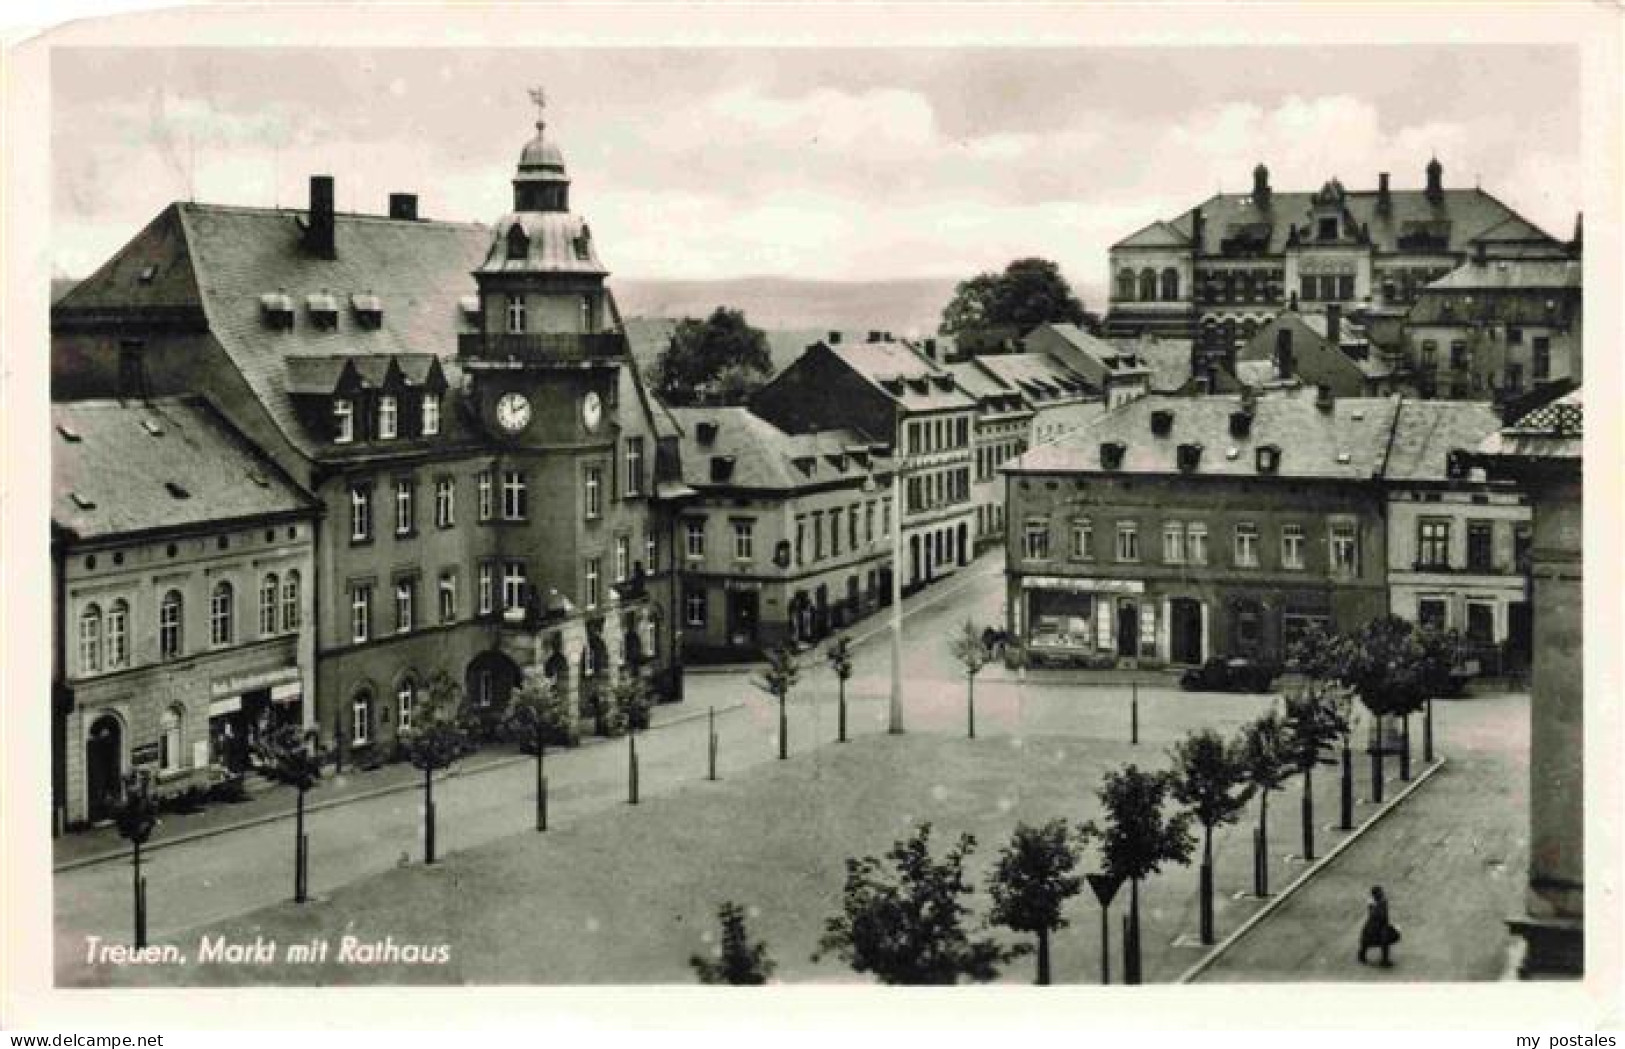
(1229, 410), (1254, 438)
(1571, 212), (1584, 255)
(868, 330), (883, 343)
(1315, 384), (1335, 411)
(388, 193), (419, 221)
(827, 331), (842, 345)
(1191, 206), (1205, 248)
(1252, 162), (1271, 205)
(1426, 156), (1444, 202)
(1326, 303), (1342, 346)
(923, 337), (937, 360)
(304, 175), (336, 259)
(1377, 173), (1391, 213)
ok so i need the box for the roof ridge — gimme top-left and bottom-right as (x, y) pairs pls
(177, 200), (488, 230)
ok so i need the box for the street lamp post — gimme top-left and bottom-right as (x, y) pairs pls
(888, 457), (907, 735)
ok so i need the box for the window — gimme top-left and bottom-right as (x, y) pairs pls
(1467, 521), (1494, 572)
(502, 470), (528, 521)
(1023, 520), (1050, 561)
(397, 678), (417, 733)
(1418, 519), (1451, 569)
(584, 466), (602, 519)
(1417, 597), (1447, 631)
(733, 520), (754, 562)
(1507, 363), (1524, 392)
(1466, 602), (1495, 646)
(281, 571), (301, 631)
(159, 590), (183, 659)
(478, 562), (495, 615)
(1318, 217), (1338, 240)
(1117, 267), (1136, 301)
(1233, 523), (1259, 567)
(106, 600), (129, 669)
(78, 604), (101, 674)
(865, 502), (875, 544)
(849, 504), (860, 549)
(210, 581), (234, 646)
(585, 557), (602, 608)
(333, 398), (355, 444)
(350, 584), (372, 644)
(1450, 341), (1468, 369)
(1508, 327), (1524, 346)
(1162, 522), (1185, 564)
(1336, 274), (1355, 301)
(1281, 524), (1306, 570)
(421, 393), (441, 436)
(477, 470), (494, 521)
(394, 578), (415, 633)
(1420, 341), (1438, 371)
(882, 497), (891, 538)
(260, 574), (280, 635)
(1533, 337), (1552, 380)
(159, 706), (183, 772)
(378, 395), (398, 440)
(624, 437), (644, 497)
(795, 516), (807, 564)
(646, 532), (660, 574)
(613, 535), (631, 583)
(685, 588), (706, 627)
(1187, 523), (1209, 566)
(1330, 522), (1360, 576)
(685, 519), (706, 559)
(1070, 518), (1093, 560)
(1116, 521), (1139, 562)
(350, 485), (372, 542)
(439, 572), (457, 624)
(503, 562), (527, 611)
(506, 293), (526, 334)
(1161, 267), (1180, 300)
(830, 508), (843, 557)
(394, 478), (415, 536)
(435, 477), (455, 528)
(351, 691), (373, 746)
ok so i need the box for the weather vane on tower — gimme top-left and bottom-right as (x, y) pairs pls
(528, 86), (547, 131)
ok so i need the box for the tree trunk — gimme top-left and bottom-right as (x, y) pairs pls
(967, 674), (976, 740)
(778, 692), (787, 760)
(837, 679), (847, 743)
(535, 736), (547, 832)
(1370, 715), (1386, 805)
(1399, 714), (1412, 781)
(295, 786), (308, 902)
(1035, 926), (1051, 985)
(1301, 763), (1315, 861)
(1126, 879), (1142, 985)
(1256, 790), (1270, 897)
(424, 766), (436, 865)
(1200, 825), (1215, 945)
(132, 838), (145, 949)
(1340, 739), (1354, 830)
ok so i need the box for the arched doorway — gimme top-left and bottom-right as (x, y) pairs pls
(466, 650), (522, 712)
(1116, 600), (1140, 659)
(956, 522), (968, 566)
(85, 714), (123, 822)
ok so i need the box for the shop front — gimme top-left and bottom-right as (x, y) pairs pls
(208, 666), (303, 773)
(1017, 575), (1150, 666)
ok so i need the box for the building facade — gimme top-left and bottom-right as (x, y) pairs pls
(1232, 305), (1394, 397)
(52, 398), (318, 828)
(667, 407), (895, 657)
(943, 361), (1030, 552)
(51, 101), (683, 763)
(1023, 323), (1151, 409)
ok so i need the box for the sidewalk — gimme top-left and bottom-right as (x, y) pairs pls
(52, 695), (737, 871)
(1190, 690), (1529, 982)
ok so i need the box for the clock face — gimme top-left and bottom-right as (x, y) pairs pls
(582, 391), (604, 432)
(495, 392), (532, 434)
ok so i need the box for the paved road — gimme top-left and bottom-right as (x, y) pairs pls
(55, 553), (1012, 958)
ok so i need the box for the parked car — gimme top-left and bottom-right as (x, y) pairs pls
(1179, 656), (1281, 694)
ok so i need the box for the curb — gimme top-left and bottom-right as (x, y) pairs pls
(53, 700), (747, 874)
(1175, 756), (1448, 984)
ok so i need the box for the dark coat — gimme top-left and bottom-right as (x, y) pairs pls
(1360, 897), (1394, 948)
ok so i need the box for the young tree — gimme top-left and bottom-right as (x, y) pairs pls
(1290, 623), (1359, 828)
(987, 819), (1084, 984)
(753, 643), (800, 761)
(816, 822), (1016, 984)
(1281, 682), (1347, 861)
(254, 725), (323, 901)
(653, 307), (773, 407)
(826, 634), (854, 743)
(1168, 729), (1252, 944)
(506, 673), (568, 832)
(939, 257), (1090, 336)
(1239, 712), (1292, 897)
(949, 620), (993, 740)
(1084, 765), (1195, 984)
(690, 901), (776, 985)
(403, 673), (471, 865)
(112, 770), (159, 948)
(1325, 615), (1445, 802)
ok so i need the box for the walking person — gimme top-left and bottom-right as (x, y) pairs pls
(1358, 885), (1399, 967)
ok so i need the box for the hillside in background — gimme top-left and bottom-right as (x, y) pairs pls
(613, 276), (962, 337)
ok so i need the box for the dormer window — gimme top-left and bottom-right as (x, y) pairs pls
(573, 225), (592, 262)
(333, 398), (355, 444)
(259, 292), (294, 330)
(506, 223), (530, 261)
(307, 292), (339, 330)
(1318, 217), (1338, 241)
(1177, 443), (1203, 473)
(351, 293), (383, 330)
(1099, 441), (1126, 470)
(1150, 410), (1174, 437)
(378, 395), (398, 440)
(1256, 444), (1281, 473)
(421, 393), (441, 436)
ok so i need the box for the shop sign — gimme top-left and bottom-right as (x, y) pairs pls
(723, 579), (763, 592)
(208, 696), (242, 717)
(1022, 575), (1143, 595)
(130, 742), (161, 766)
(211, 665), (300, 698)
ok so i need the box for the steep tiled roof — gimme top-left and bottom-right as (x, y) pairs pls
(1476, 387), (1583, 463)
(830, 340), (977, 412)
(1009, 387), (1401, 481)
(477, 211), (607, 275)
(54, 396), (315, 540)
(1114, 219), (1191, 250)
(1116, 337), (1194, 393)
(1383, 399), (1503, 482)
(667, 407), (889, 491)
(1424, 257), (1582, 292)
(972, 352), (1098, 402)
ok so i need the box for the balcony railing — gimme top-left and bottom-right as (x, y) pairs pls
(458, 331), (629, 362)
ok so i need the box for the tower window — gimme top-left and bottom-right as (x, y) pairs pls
(506, 294), (527, 334)
(506, 224), (530, 261)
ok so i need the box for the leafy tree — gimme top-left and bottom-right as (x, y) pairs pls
(753, 643), (800, 761)
(826, 634), (854, 743)
(987, 819), (1084, 984)
(939, 257), (1090, 337)
(1281, 682), (1348, 860)
(948, 619), (993, 739)
(653, 307), (772, 407)
(254, 725), (323, 901)
(816, 822), (1016, 984)
(1239, 712), (1292, 895)
(1084, 765), (1195, 983)
(611, 673), (653, 733)
(1290, 623), (1360, 827)
(404, 673), (472, 865)
(690, 901), (776, 985)
(1168, 729), (1252, 943)
(507, 673), (569, 832)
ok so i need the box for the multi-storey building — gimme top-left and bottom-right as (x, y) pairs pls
(1470, 388), (1584, 978)
(52, 100), (684, 761)
(1023, 323), (1152, 409)
(1232, 304), (1395, 397)
(1384, 400), (1531, 671)
(1104, 160), (1570, 370)
(942, 361), (1030, 553)
(52, 398), (318, 827)
(751, 336), (978, 591)
(666, 407), (895, 656)
(1404, 253), (1582, 401)
(1004, 388), (1399, 667)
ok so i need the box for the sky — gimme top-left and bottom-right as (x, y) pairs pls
(51, 46), (1581, 300)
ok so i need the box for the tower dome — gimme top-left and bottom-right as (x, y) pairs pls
(512, 88), (570, 212)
